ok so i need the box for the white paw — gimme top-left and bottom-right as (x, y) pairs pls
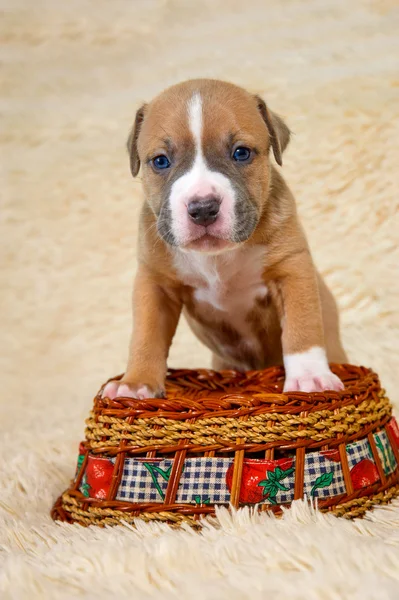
(283, 346), (344, 393)
(284, 371), (344, 393)
(101, 381), (158, 400)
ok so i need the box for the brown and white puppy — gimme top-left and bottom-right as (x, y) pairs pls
(103, 79), (347, 400)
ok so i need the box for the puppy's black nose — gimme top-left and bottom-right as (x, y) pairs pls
(187, 196), (221, 227)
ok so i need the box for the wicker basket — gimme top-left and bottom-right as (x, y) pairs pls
(52, 364), (399, 527)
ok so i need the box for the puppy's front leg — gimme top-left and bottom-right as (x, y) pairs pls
(275, 252), (344, 393)
(102, 265), (182, 400)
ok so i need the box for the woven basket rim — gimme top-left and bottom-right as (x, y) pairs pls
(97, 363), (378, 417)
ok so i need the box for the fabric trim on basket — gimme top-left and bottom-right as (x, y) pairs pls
(75, 425), (399, 506)
(374, 429), (397, 475)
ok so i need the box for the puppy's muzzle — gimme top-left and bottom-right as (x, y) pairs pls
(187, 195), (221, 227)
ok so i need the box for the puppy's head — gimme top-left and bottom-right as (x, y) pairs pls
(128, 80), (290, 253)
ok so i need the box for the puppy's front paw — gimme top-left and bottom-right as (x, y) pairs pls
(284, 371), (344, 393)
(283, 346), (344, 393)
(101, 379), (165, 400)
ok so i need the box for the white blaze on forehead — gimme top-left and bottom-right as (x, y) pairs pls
(188, 93), (203, 155)
(168, 92), (236, 246)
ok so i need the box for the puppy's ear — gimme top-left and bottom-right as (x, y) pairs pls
(127, 104), (147, 177)
(255, 96), (290, 166)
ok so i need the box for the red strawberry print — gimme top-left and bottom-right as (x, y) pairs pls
(226, 458), (294, 504)
(350, 459), (379, 491)
(321, 449), (341, 462)
(85, 456), (115, 499)
(387, 418), (399, 449)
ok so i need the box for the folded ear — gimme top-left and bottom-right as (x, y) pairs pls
(254, 96), (290, 166)
(127, 104), (147, 177)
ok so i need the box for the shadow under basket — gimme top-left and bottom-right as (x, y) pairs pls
(52, 364), (399, 527)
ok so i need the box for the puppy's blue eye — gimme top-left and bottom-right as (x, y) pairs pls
(153, 155), (171, 170)
(233, 147), (251, 162)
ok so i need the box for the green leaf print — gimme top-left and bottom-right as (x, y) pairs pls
(375, 437), (388, 472)
(258, 480), (278, 497)
(375, 435), (397, 474)
(81, 481), (90, 498)
(75, 454), (85, 479)
(310, 471), (334, 497)
(387, 445), (397, 472)
(76, 454), (90, 497)
(258, 466), (295, 505)
(143, 463), (173, 500)
(193, 495), (211, 505)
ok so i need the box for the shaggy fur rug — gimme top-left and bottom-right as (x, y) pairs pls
(1, 0), (398, 598)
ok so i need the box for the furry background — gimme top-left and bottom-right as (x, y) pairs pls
(1, 1), (398, 598)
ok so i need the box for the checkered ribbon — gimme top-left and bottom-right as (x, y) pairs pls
(116, 459), (173, 503)
(303, 453), (345, 499)
(176, 457), (233, 504)
(116, 457), (233, 504)
(78, 428), (398, 505)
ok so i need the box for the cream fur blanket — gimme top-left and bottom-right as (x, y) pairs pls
(1, 0), (399, 597)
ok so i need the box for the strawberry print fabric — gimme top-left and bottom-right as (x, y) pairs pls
(346, 439), (379, 490)
(75, 426), (399, 506)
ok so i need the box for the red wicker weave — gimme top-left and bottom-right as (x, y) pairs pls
(52, 364), (399, 527)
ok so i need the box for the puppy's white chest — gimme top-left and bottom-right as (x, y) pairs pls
(174, 247), (267, 315)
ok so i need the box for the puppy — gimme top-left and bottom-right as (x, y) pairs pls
(103, 79), (347, 400)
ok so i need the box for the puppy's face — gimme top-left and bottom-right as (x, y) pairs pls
(129, 80), (290, 253)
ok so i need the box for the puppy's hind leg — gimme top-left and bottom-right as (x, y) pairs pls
(212, 353), (239, 372)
